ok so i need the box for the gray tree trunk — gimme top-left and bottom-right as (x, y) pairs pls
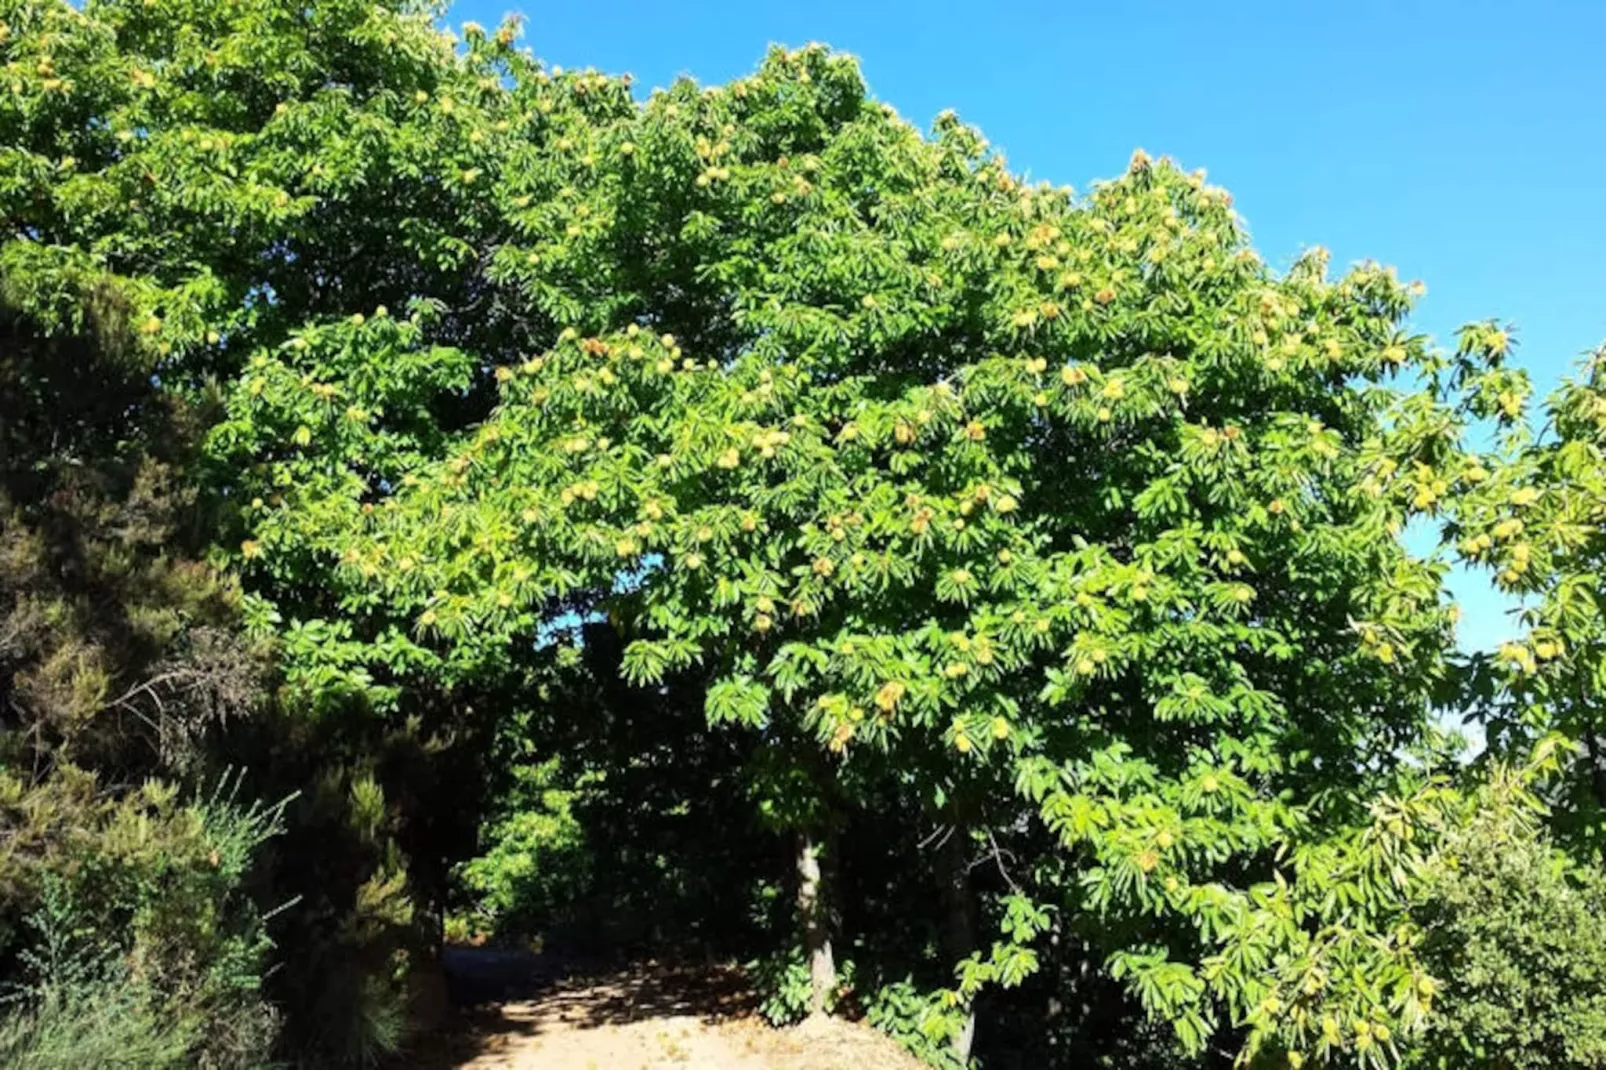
(797, 828), (836, 1016)
(941, 827), (977, 1063)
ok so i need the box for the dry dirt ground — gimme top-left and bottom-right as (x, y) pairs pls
(407, 949), (925, 1070)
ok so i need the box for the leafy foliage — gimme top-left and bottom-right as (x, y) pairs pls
(7, 1), (1606, 1067)
(208, 31), (1486, 1062)
(1406, 763), (1606, 1069)
(452, 757), (587, 941)
(0, 773), (284, 1068)
(865, 980), (971, 1070)
(0, 0), (514, 1061)
(1448, 339), (1606, 852)
(755, 945), (857, 1026)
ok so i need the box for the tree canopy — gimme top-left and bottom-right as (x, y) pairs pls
(4, 2), (1606, 1068)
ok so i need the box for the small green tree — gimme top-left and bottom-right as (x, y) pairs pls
(1407, 764), (1606, 1070)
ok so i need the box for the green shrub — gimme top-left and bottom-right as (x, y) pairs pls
(0, 772), (284, 1069)
(752, 944), (819, 1026)
(1407, 772), (1606, 1069)
(864, 980), (969, 1070)
(0, 974), (194, 1069)
(452, 757), (588, 942)
(752, 944), (858, 1026)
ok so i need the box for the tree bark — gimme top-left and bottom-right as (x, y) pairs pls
(1583, 721), (1606, 813)
(797, 827), (836, 1016)
(940, 827), (977, 1063)
(1578, 676), (1606, 814)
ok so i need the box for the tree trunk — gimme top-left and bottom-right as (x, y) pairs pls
(1579, 678), (1606, 813)
(1584, 724), (1606, 813)
(941, 827), (977, 1064)
(796, 827), (836, 1016)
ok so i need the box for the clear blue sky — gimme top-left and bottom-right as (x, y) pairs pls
(453, 0), (1606, 652)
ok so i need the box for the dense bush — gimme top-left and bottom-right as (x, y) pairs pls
(1407, 769), (1606, 1069)
(0, 772), (282, 1068)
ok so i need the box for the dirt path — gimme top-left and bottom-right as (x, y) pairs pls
(411, 949), (924, 1070)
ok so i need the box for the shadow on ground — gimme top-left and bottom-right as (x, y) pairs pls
(402, 945), (760, 1067)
